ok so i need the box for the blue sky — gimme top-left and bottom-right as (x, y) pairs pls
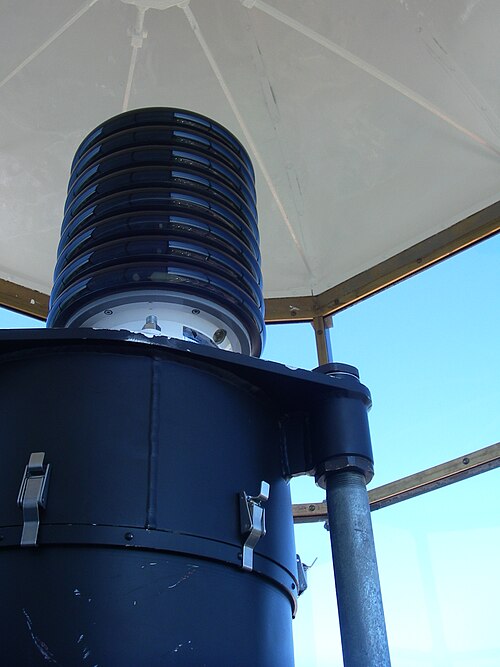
(1, 233), (498, 665)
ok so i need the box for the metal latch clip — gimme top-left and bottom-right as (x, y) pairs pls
(17, 452), (51, 547)
(296, 554), (317, 595)
(239, 481), (270, 571)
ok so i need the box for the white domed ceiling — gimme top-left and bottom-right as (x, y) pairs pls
(0, 0), (498, 320)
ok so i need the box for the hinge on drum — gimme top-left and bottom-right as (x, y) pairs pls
(239, 481), (270, 571)
(17, 452), (51, 547)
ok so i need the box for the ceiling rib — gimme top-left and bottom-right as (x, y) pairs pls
(0, 0), (99, 91)
(182, 2), (314, 282)
(250, 0), (500, 157)
(122, 6), (147, 112)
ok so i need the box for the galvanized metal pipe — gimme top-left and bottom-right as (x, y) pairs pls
(326, 470), (391, 667)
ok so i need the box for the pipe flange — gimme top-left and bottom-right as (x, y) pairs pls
(315, 455), (374, 489)
(313, 362), (360, 379)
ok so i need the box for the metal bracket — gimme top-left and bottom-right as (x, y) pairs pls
(239, 481), (270, 571)
(296, 554), (317, 595)
(17, 452), (51, 547)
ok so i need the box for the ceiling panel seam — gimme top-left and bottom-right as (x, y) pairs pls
(122, 5), (147, 111)
(182, 2), (315, 285)
(0, 0), (99, 91)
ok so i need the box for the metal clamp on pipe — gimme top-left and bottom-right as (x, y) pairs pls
(310, 362), (374, 488)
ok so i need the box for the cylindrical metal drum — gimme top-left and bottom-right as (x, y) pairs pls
(0, 335), (297, 665)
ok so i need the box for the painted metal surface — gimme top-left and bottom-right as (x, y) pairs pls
(0, 330), (298, 664)
(0, 327), (387, 664)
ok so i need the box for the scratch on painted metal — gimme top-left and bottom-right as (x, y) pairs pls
(22, 608), (59, 664)
(172, 640), (193, 654)
(168, 565), (199, 590)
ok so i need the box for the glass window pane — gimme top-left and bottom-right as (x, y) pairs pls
(372, 470), (500, 667)
(262, 321), (317, 369)
(330, 235), (499, 484)
(0, 307), (45, 328)
(292, 469), (500, 666)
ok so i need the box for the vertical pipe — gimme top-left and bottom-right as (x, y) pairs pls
(312, 315), (333, 366)
(326, 470), (391, 667)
